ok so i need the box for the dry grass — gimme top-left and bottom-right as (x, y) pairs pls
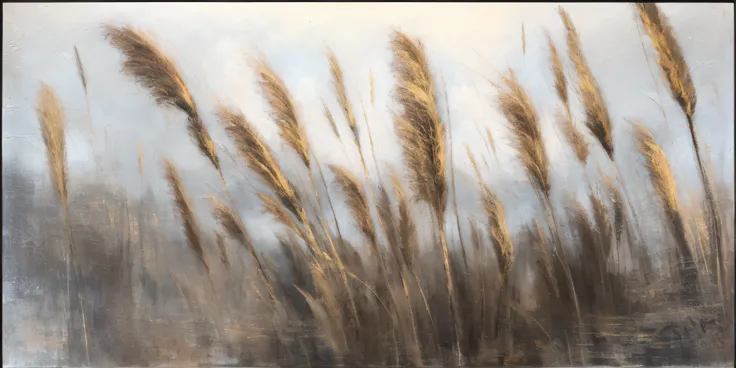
(163, 158), (210, 277)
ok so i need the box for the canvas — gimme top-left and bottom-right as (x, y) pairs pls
(2, 3), (734, 367)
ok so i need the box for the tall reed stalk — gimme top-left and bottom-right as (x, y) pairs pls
(391, 30), (462, 365)
(635, 2), (725, 303)
(36, 83), (91, 366)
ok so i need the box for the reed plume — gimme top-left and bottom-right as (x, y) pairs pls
(377, 185), (400, 260)
(547, 30), (590, 165)
(590, 191), (613, 259)
(163, 158), (210, 276)
(558, 7), (614, 160)
(330, 165), (376, 247)
(37, 83), (69, 213)
(391, 31), (447, 223)
(634, 124), (699, 304)
(391, 30), (461, 363)
(322, 100), (341, 140)
(389, 168), (418, 273)
(254, 59), (310, 168)
(216, 105), (301, 219)
(104, 25), (220, 171)
(327, 48), (359, 146)
(546, 31), (568, 113)
(558, 108), (590, 166)
(635, 3), (696, 121)
(494, 69), (549, 197)
(484, 191), (513, 279)
(74, 46), (88, 96)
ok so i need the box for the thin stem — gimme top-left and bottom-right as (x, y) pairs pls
(540, 196), (586, 365)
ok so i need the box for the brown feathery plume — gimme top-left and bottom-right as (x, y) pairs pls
(590, 191), (613, 260)
(557, 107), (589, 165)
(391, 30), (461, 363)
(558, 7), (614, 160)
(389, 168), (418, 272)
(37, 83), (69, 212)
(546, 31), (568, 112)
(635, 125), (680, 222)
(635, 3), (696, 121)
(468, 144), (514, 337)
(104, 25), (220, 171)
(216, 105), (301, 218)
(330, 165), (376, 246)
(377, 185), (400, 261)
(483, 189), (514, 345)
(483, 190), (513, 279)
(547, 31), (590, 166)
(215, 232), (229, 267)
(138, 140), (144, 175)
(163, 158), (210, 276)
(257, 192), (305, 240)
(211, 195), (277, 302)
(254, 59), (310, 168)
(327, 48), (359, 146)
(216, 106), (330, 263)
(636, 2), (725, 300)
(391, 31), (447, 219)
(494, 69), (550, 197)
(522, 21), (527, 55)
(466, 144), (482, 184)
(74, 46), (88, 95)
(602, 174), (624, 244)
(322, 99), (341, 139)
(634, 124), (699, 304)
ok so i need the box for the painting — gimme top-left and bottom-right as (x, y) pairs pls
(3, 3), (734, 366)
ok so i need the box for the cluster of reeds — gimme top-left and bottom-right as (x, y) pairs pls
(24, 3), (733, 366)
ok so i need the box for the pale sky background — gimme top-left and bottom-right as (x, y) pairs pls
(3, 3), (734, 246)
